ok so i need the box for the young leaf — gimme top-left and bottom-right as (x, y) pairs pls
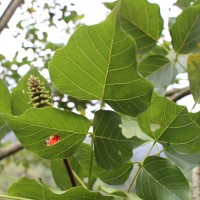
(8, 177), (114, 200)
(0, 107), (91, 159)
(170, 4), (200, 54)
(11, 67), (51, 115)
(138, 55), (177, 93)
(136, 156), (190, 200)
(93, 110), (145, 169)
(0, 79), (11, 127)
(119, 0), (163, 53)
(138, 94), (200, 154)
(188, 53), (200, 103)
(49, 5), (153, 117)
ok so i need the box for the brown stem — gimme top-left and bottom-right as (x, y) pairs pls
(0, 0), (24, 33)
(165, 87), (190, 102)
(0, 142), (23, 160)
(63, 159), (76, 187)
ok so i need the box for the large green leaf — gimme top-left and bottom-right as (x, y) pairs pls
(138, 94), (200, 154)
(49, 6), (153, 117)
(170, 5), (200, 54)
(8, 178), (114, 200)
(93, 110), (145, 169)
(138, 55), (177, 93)
(0, 79), (11, 127)
(136, 156), (189, 200)
(188, 53), (200, 103)
(0, 107), (91, 159)
(119, 0), (163, 53)
(11, 67), (51, 116)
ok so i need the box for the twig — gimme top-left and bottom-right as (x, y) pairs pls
(0, 0), (24, 33)
(88, 134), (94, 189)
(165, 87), (190, 102)
(63, 159), (76, 187)
(0, 142), (23, 160)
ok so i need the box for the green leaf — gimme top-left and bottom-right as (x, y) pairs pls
(60, 143), (133, 185)
(120, 114), (152, 141)
(49, 6), (153, 117)
(138, 55), (177, 93)
(136, 156), (190, 200)
(93, 110), (145, 169)
(165, 147), (200, 170)
(99, 185), (141, 199)
(138, 94), (200, 154)
(50, 159), (84, 190)
(188, 53), (200, 103)
(103, 1), (118, 10)
(174, 0), (191, 9)
(0, 79), (11, 127)
(11, 67), (51, 116)
(93, 162), (133, 185)
(119, 0), (163, 53)
(0, 107), (91, 159)
(8, 178), (114, 200)
(170, 5), (200, 54)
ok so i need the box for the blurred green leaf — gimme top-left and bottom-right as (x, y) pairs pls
(170, 5), (200, 54)
(188, 53), (200, 103)
(165, 146), (200, 170)
(1, 107), (91, 159)
(93, 110), (145, 169)
(0, 79), (11, 127)
(138, 55), (177, 94)
(49, 6), (153, 117)
(103, 1), (118, 10)
(119, 0), (163, 53)
(174, 0), (191, 9)
(8, 178), (114, 200)
(136, 156), (189, 200)
(120, 114), (152, 141)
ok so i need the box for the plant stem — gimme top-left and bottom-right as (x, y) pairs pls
(100, 101), (104, 109)
(63, 159), (76, 187)
(72, 171), (87, 189)
(158, 42), (186, 71)
(0, 195), (32, 200)
(126, 142), (156, 194)
(88, 134), (94, 189)
(127, 165), (142, 193)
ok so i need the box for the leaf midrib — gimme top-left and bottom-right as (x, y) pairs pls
(3, 114), (86, 136)
(100, 13), (116, 102)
